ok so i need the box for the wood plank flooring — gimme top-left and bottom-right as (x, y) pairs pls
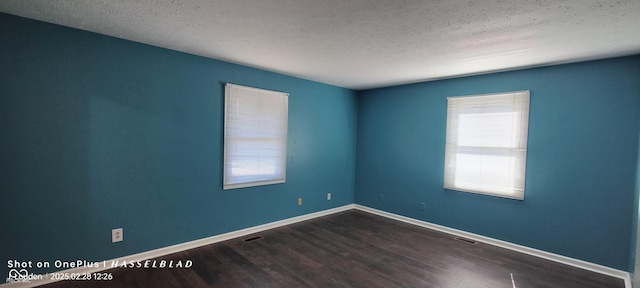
(41, 210), (624, 287)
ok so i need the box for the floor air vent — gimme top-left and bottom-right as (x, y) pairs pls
(454, 237), (477, 245)
(244, 236), (263, 242)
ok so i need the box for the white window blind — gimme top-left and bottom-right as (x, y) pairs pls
(223, 83), (288, 190)
(444, 91), (530, 200)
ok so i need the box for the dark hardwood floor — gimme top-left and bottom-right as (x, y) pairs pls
(42, 210), (624, 287)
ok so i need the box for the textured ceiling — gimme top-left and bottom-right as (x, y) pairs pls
(1, 0), (639, 89)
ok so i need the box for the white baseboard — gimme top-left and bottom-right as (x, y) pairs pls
(4, 204), (631, 288)
(2, 204), (355, 288)
(354, 204), (631, 288)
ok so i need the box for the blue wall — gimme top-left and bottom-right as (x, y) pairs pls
(632, 130), (640, 285)
(0, 13), (357, 277)
(2, 10), (640, 278)
(355, 56), (640, 270)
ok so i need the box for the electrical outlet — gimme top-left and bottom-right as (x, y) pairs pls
(298, 198), (302, 205)
(420, 202), (426, 211)
(379, 193), (384, 201)
(112, 228), (123, 243)
(327, 193), (331, 200)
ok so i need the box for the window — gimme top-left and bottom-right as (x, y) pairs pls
(223, 83), (288, 190)
(443, 91), (530, 199)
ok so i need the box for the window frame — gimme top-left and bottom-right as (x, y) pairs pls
(223, 83), (288, 190)
(443, 90), (530, 200)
